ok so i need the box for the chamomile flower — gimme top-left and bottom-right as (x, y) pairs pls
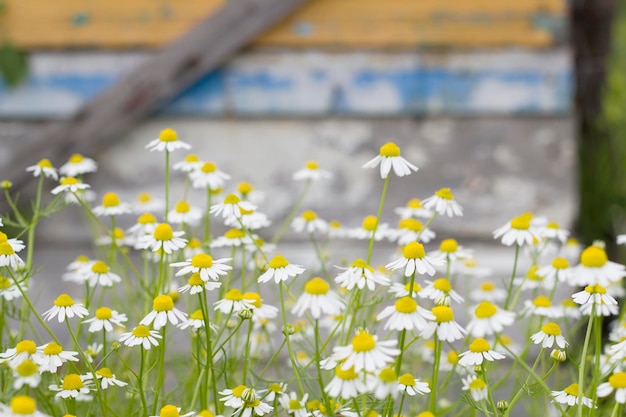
(178, 273), (222, 294)
(574, 285), (619, 317)
(168, 200), (203, 226)
(540, 221), (570, 243)
(387, 218), (435, 244)
(292, 277), (344, 319)
(26, 159), (58, 180)
(133, 192), (165, 213)
(328, 220), (349, 239)
(531, 322), (568, 348)
(173, 153), (203, 172)
(397, 373), (430, 396)
(96, 367), (128, 389)
(522, 296), (562, 318)
(0, 275), (22, 301)
(84, 260), (121, 287)
(278, 392), (309, 417)
(493, 214), (539, 246)
(387, 242), (445, 277)
(422, 188), (463, 217)
(49, 373), (93, 400)
(82, 307), (127, 333)
(93, 192), (132, 217)
(220, 385), (248, 408)
(466, 301), (515, 337)
(0, 242), (24, 269)
(42, 294), (88, 322)
(220, 386), (272, 417)
(59, 154), (97, 177)
(537, 257), (573, 284)
(293, 160), (333, 181)
(362, 142), (418, 179)
(0, 396), (51, 417)
(377, 296), (434, 332)
(119, 325), (162, 349)
(572, 245), (626, 286)
(388, 281), (424, 298)
(241, 292), (278, 321)
(421, 306), (466, 342)
(146, 128), (191, 152)
(462, 375), (488, 401)
(469, 281), (507, 303)
(551, 383), (594, 408)
(135, 223), (187, 254)
(140, 295), (187, 330)
(335, 259), (390, 291)
(149, 404), (195, 417)
(324, 365), (369, 399)
(331, 329), (400, 373)
(458, 338), (506, 367)
(0, 231), (23, 253)
(292, 210), (328, 234)
(33, 342), (79, 373)
(394, 198), (433, 219)
(190, 161), (231, 190)
(421, 278), (464, 306)
(365, 367), (397, 400)
(214, 288), (255, 314)
(264, 382), (287, 403)
(211, 229), (252, 248)
(61, 255), (92, 284)
(210, 194), (256, 221)
(12, 359), (40, 388)
(513, 265), (554, 291)
(178, 309), (210, 330)
(349, 215), (389, 241)
(0, 340), (38, 368)
(225, 208), (271, 230)
(172, 253), (232, 282)
(258, 255), (305, 284)
(597, 372), (626, 403)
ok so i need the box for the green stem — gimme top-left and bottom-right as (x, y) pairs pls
(314, 320), (332, 414)
(279, 283), (305, 395)
(204, 188), (212, 248)
(366, 174), (390, 264)
(152, 326), (167, 415)
(165, 150), (170, 222)
(139, 347), (149, 417)
(577, 305), (595, 417)
(429, 337), (442, 413)
(272, 179), (311, 244)
(503, 244), (520, 310)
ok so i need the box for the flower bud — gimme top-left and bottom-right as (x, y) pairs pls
(282, 325), (295, 336)
(1, 180), (12, 189)
(550, 349), (567, 362)
(238, 309), (253, 320)
(241, 388), (257, 404)
(497, 400), (509, 412)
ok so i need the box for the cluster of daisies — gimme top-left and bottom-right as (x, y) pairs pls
(1, 131), (626, 417)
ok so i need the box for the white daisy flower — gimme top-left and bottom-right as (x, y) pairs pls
(430, 238), (473, 263)
(469, 281), (507, 303)
(292, 277), (344, 319)
(335, 259), (390, 291)
(394, 198), (433, 219)
(258, 255), (305, 284)
(292, 210), (328, 234)
(178, 273), (222, 294)
(241, 291), (278, 321)
(396, 373), (430, 396)
(376, 296), (434, 332)
(42, 294), (88, 322)
(82, 307), (127, 333)
(572, 284), (618, 309)
(12, 359), (40, 389)
(171, 253), (232, 282)
(462, 375), (488, 401)
(210, 194), (256, 221)
(95, 227), (134, 247)
(178, 309), (211, 331)
(466, 301), (515, 338)
(33, 342), (79, 373)
(493, 214), (539, 246)
(51, 176), (90, 196)
(349, 215), (390, 241)
(190, 161), (231, 190)
(135, 223), (187, 254)
(327, 220), (349, 239)
(0, 395), (51, 417)
(149, 404), (195, 417)
(220, 386), (272, 416)
(513, 265), (555, 291)
(0, 275), (22, 301)
(146, 128), (191, 153)
(225, 208), (271, 231)
(93, 192), (132, 217)
(537, 257), (573, 285)
(386, 218), (435, 244)
(420, 306), (466, 343)
(597, 372), (626, 404)
(522, 296), (563, 319)
(173, 154), (203, 173)
(84, 260), (121, 287)
(331, 330), (400, 373)
(0, 231), (25, 255)
(219, 385), (248, 409)
(540, 221), (570, 243)
(386, 242), (445, 277)
(119, 325), (162, 349)
(530, 322), (568, 348)
(388, 281), (424, 299)
(133, 192), (165, 214)
(236, 181), (265, 205)
(59, 154), (97, 177)
(61, 255), (92, 284)
(293, 160), (333, 181)
(551, 383), (594, 408)
(214, 288), (255, 314)
(48, 373), (93, 400)
(96, 367), (128, 389)
(168, 200), (203, 226)
(26, 159), (58, 180)
(572, 245), (626, 287)
(362, 142), (418, 179)
(210, 229), (253, 248)
(278, 392), (309, 417)
(457, 338), (506, 367)
(0, 242), (25, 270)
(366, 367), (398, 400)
(0, 340), (38, 368)
(324, 365), (369, 399)
(140, 295), (187, 330)
(422, 188), (463, 217)
(421, 278), (464, 306)
(264, 382), (287, 403)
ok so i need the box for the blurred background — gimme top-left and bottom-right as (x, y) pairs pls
(0, 0), (620, 259)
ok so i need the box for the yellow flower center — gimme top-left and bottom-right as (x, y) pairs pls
(526, 266), (543, 281)
(37, 158), (53, 168)
(153, 224), (174, 241)
(16, 359), (38, 377)
(563, 383), (580, 396)
(69, 154), (84, 163)
(268, 383), (283, 393)
(417, 412), (435, 417)
(350, 259), (374, 272)
(447, 350), (459, 364)
(91, 261), (109, 274)
(398, 373), (416, 386)
(469, 338), (491, 353)
(398, 218), (423, 231)
(190, 309), (204, 320)
(541, 322), (561, 336)
(159, 404), (180, 417)
(330, 220), (341, 229)
(510, 215), (530, 230)
(10, 396), (36, 415)
(580, 246), (608, 267)
(191, 253), (213, 268)
(404, 282), (422, 292)
(533, 296), (551, 308)
(547, 222), (560, 229)
(187, 237), (202, 249)
(153, 295), (174, 311)
(289, 399), (303, 409)
(469, 378), (486, 390)
(352, 331), (376, 352)
(362, 215), (378, 231)
(225, 229), (245, 239)
(138, 192), (152, 203)
(223, 194), (240, 204)
(0, 242), (15, 255)
(174, 201), (189, 214)
(240, 207), (254, 215)
(102, 192), (120, 207)
(407, 198), (423, 208)
(159, 128), (178, 142)
(132, 325), (150, 338)
(113, 228), (125, 239)
(54, 294), (75, 307)
(0, 276), (11, 289)
(15, 340), (36, 354)
(136, 213), (156, 225)
(403, 242), (426, 259)
(238, 182), (253, 195)
(184, 154), (200, 162)
(305, 161), (319, 170)
(439, 239), (458, 253)
(232, 385), (248, 397)
(0, 231), (7, 242)
(609, 372), (626, 389)
(562, 299), (577, 308)
(43, 342), (63, 356)
(380, 142), (401, 157)
(96, 367), (113, 379)
(198, 411), (215, 417)
(95, 307), (113, 320)
(335, 365), (358, 380)
(433, 278), (452, 292)
(188, 273), (204, 286)
(435, 188), (454, 200)
(62, 374), (84, 390)
(305, 277), (330, 295)
(199, 162), (216, 173)
(480, 282), (495, 291)
(301, 210), (317, 221)
(378, 367), (397, 383)
(552, 257), (569, 269)
(225, 288), (244, 301)
(244, 292), (262, 308)
(432, 305), (454, 323)
(395, 296), (418, 314)
(269, 255), (289, 269)
(60, 177), (79, 186)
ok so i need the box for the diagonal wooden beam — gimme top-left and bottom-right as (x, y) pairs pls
(4, 0), (309, 202)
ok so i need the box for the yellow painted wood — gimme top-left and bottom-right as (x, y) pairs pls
(0, 0), (566, 49)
